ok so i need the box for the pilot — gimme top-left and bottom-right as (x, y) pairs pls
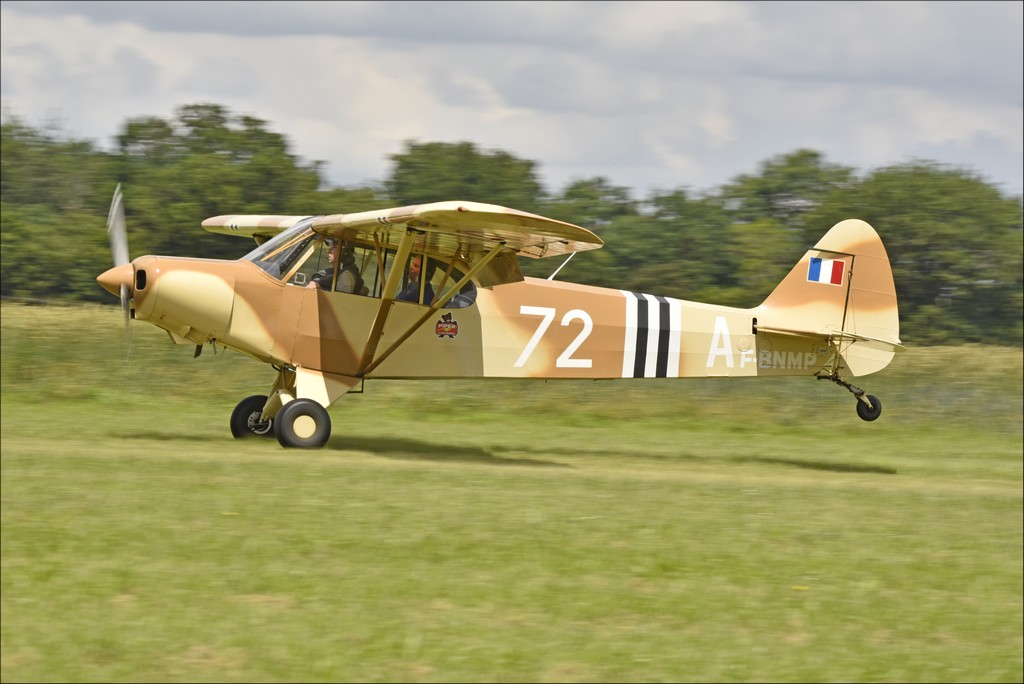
(335, 242), (363, 294)
(396, 255), (434, 304)
(308, 240), (363, 294)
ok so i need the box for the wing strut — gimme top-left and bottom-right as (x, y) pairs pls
(547, 252), (575, 280)
(357, 229), (417, 375)
(359, 242), (506, 376)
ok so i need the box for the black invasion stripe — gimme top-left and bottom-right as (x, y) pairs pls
(632, 292), (648, 378)
(656, 296), (671, 377)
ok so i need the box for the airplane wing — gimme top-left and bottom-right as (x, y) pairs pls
(201, 215), (313, 243)
(311, 201), (603, 260)
(203, 202), (601, 287)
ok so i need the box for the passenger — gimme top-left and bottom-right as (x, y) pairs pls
(396, 255), (435, 304)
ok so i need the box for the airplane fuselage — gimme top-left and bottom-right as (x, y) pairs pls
(120, 256), (832, 382)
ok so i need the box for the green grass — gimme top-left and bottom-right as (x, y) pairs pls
(2, 303), (1021, 682)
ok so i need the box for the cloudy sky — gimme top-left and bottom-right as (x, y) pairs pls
(2, 0), (1022, 199)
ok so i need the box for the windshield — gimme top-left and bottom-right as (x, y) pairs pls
(242, 219), (319, 281)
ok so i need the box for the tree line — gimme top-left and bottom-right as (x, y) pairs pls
(2, 103), (1021, 346)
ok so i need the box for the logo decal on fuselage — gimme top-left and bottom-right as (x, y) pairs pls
(435, 312), (459, 338)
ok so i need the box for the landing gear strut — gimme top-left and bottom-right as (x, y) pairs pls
(818, 373), (882, 422)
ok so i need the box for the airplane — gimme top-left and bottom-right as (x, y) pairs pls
(97, 184), (904, 448)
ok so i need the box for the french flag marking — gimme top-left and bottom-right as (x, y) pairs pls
(807, 257), (845, 285)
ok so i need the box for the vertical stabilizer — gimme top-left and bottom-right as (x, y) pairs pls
(758, 219), (901, 376)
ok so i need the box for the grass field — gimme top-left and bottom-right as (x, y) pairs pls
(2, 303), (1021, 683)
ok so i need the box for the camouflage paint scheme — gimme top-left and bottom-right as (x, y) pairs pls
(98, 201), (902, 447)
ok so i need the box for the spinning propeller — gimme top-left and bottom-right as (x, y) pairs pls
(102, 184), (133, 352)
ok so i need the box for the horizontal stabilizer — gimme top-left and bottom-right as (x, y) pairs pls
(757, 325), (906, 353)
(828, 331), (906, 353)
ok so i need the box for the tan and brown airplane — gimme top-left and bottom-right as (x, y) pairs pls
(97, 185), (904, 448)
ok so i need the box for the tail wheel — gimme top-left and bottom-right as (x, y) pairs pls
(820, 374), (884, 423)
(856, 394), (882, 422)
(230, 395), (274, 438)
(274, 399), (331, 449)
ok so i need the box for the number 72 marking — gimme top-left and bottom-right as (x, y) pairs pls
(514, 305), (593, 368)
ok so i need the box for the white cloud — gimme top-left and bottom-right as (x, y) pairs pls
(2, 1), (1020, 198)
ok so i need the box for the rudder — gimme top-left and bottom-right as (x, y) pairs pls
(757, 219), (901, 377)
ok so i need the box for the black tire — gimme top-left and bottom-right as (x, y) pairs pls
(274, 399), (331, 448)
(230, 395), (274, 438)
(856, 394), (882, 422)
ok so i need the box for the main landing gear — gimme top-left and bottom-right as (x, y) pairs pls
(229, 395), (332, 448)
(228, 365), (338, 449)
(818, 373), (883, 422)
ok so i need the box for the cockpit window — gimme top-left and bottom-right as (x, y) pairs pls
(242, 222), (477, 308)
(388, 253), (477, 308)
(426, 256), (477, 309)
